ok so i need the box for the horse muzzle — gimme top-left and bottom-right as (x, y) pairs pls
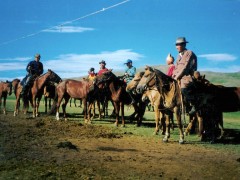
(136, 85), (147, 94)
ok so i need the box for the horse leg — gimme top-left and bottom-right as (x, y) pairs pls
(163, 114), (171, 143)
(14, 97), (20, 116)
(121, 102), (125, 127)
(92, 101), (96, 118)
(174, 108), (184, 144)
(113, 102), (120, 127)
(87, 101), (94, 124)
(82, 98), (88, 123)
(44, 96), (47, 114)
(3, 95), (7, 115)
(35, 98), (41, 117)
(218, 112), (224, 139)
(32, 96), (37, 118)
(56, 95), (64, 121)
(153, 106), (160, 135)
(97, 100), (101, 119)
(62, 97), (70, 121)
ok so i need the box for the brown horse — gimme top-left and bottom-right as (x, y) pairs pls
(12, 79), (21, 116)
(96, 71), (143, 127)
(54, 79), (99, 122)
(14, 69), (57, 117)
(136, 66), (184, 144)
(0, 81), (12, 114)
(43, 72), (62, 114)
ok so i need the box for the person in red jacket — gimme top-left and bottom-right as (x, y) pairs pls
(97, 60), (109, 75)
(166, 53), (175, 77)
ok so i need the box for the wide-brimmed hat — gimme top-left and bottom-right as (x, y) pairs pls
(35, 53), (41, 58)
(99, 60), (106, 65)
(175, 37), (188, 45)
(124, 59), (132, 64)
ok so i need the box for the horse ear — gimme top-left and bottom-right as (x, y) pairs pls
(145, 65), (149, 70)
(48, 69), (52, 72)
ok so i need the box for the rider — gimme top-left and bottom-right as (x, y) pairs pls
(123, 59), (136, 84)
(123, 59), (136, 104)
(172, 37), (198, 115)
(21, 53), (44, 95)
(166, 53), (175, 77)
(88, 67), (96, 81)
(97, 60), (109, 76)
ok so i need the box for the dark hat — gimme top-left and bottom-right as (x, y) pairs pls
(175, 37), (189, 45)
(99, 60), (106, 65)
(89, 67), (95, 72)
(124, 59), (132, 64)
(35, 53), (41, 58)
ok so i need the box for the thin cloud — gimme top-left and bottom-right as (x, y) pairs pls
(43, 26), (94, 33)
(198, 53), (237, 62)
(0, 57), (31, 61)
(0, 62), (26, 71)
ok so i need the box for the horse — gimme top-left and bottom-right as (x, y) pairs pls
(12, 79), (21, 116)
(125, 72), (148, 126)
(136, 66), (184, 144)
(43, 72), (62, 114)
(0, 81), (12, 114)
(14, 69), (57, 117)
(185, 75), (240, 142)
(54, 79), (99, 123)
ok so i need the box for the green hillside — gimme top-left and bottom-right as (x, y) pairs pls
(71, 65), (240, 87)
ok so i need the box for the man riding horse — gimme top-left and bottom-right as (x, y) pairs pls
(172, 37), (198, 115)
(21, 53), (43, 96)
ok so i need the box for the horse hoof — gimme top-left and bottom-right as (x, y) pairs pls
(179, 139), (184, 144)
(162, 138), (168, 143)
(121, 124), (125, 128)
(153, 131), (158, 135)
(114, 122), (118, 127)
(184, 132), (189, 136)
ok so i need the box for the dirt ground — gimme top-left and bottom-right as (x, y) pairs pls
(0, 113), (240, 180)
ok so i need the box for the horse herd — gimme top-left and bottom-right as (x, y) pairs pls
(0, 67), (240, 143)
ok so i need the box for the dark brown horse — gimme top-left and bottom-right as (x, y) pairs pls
(126, 72), (148, 126)
(96, 71), (143, 127)
(54, 79), (99, 123)
(43, 72), (62, 114)
(136, 66), (184, 144)
(185, 75), (240, 141)
(0, 81), (12, 114)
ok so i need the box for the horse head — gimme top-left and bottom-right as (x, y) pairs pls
(6, 80), (12, 96)
(47, 69), (62, 85)
(136, 66), (157, 94)
(126, 72), (144, 93)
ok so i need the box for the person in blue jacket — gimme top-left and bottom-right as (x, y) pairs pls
(21, 53), (44, 95)
(123, 59), (136, 84)
(123, 59), (136, 104)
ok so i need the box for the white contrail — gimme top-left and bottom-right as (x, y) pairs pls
(0, 0), (130, 46)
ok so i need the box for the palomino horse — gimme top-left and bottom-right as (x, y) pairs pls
(13, 69), (57, 117)
(0, 81), (12, 114)
(96, 71), (143, 127)
(54, 79), (99, 123)
(136, 66), (184, 144)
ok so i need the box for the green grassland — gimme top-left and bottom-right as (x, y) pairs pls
(1, 69), (240, 153)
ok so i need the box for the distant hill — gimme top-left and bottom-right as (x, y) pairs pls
(71, 65), (240, 87)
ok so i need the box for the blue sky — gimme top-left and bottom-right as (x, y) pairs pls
(0, 0), (240, 81)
